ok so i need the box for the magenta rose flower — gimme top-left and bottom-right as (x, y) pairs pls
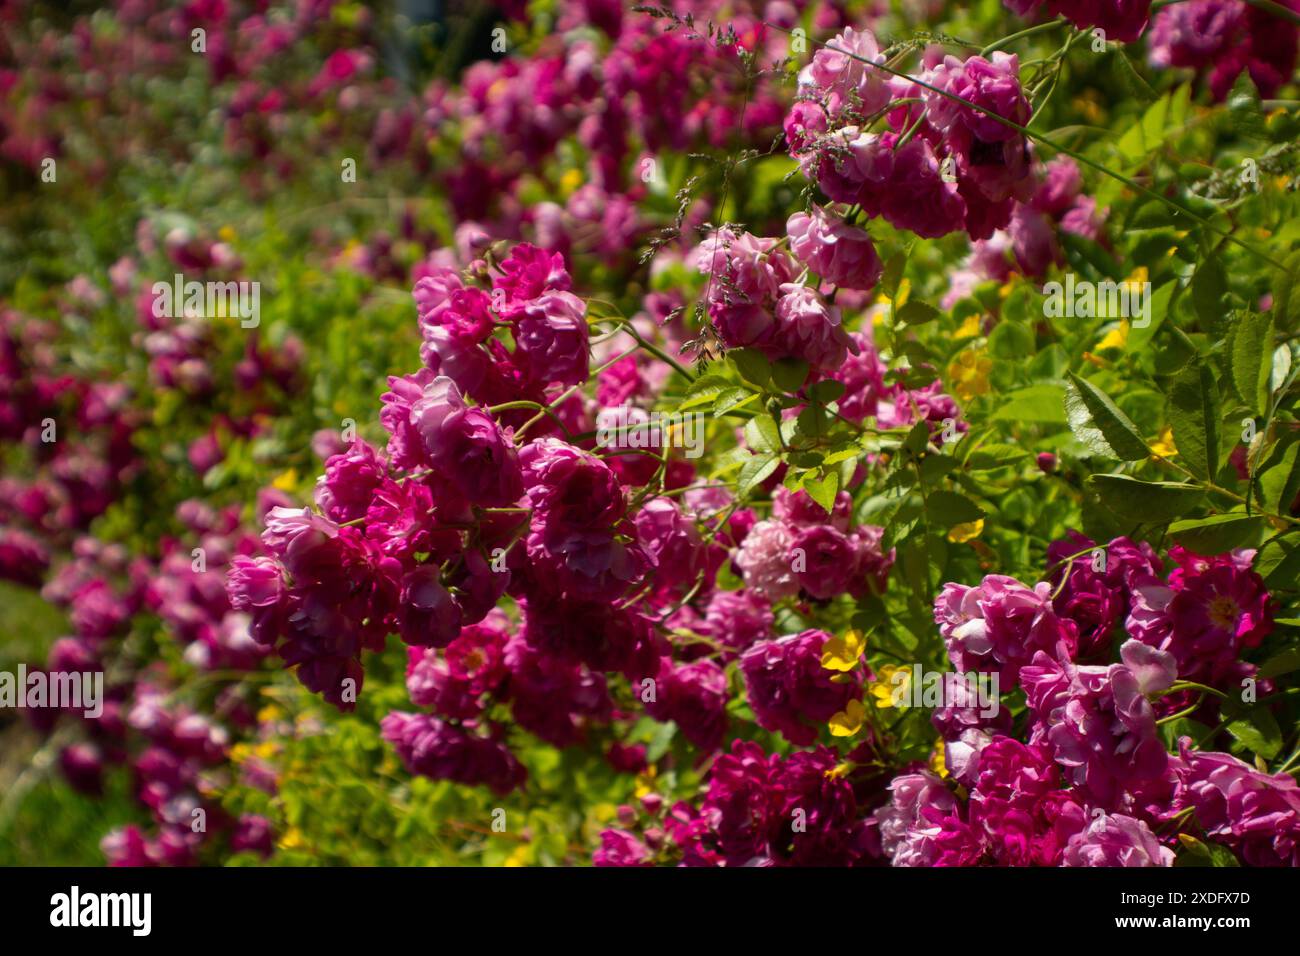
(1062, 810), (1174, 866)
(740, 629), (865, 745)
(508, 290), (590, 387)
(787, 205), (883, 292)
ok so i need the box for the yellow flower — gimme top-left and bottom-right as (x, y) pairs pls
(272, 469), (298, 492)
(821, 628), (866, 672)
(870, 664), (908, 708)
(559, 168), (583, 197)
(254, 741), (278, 760)
(876, 278), (910, 309)
(946, 347), (992, 403)
(930, 741), (949, 779)
(257, 704), (283, 724)
(955, 313), (982, 339)
(1150, 425), (1177, 458)
(829, 699), (866, 737)
(824, 760), (855, 781)
(277, 828), (306, 851)
(1095, 321), (1129, 351)
(634, 767), (657, 799)
(218, 226), (236, 243)
(504, 845), (531, 867)
(948, 518), (984, 544)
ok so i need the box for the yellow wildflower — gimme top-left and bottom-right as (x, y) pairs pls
(559, 168), (583, 197)
(821, 628), (866, 672)
(955, 313), (983, 339)
(829, 699), (866, 737)
(948, 518), (985, 544)
(930, 741), (949, 778)
(1150, 425), (1177, 458)
(634, 767), (657, 799)
(947, 347), (992, 403)
(824, 760), (855, 781)
(504, 845), (531, 867)
(870, 663), (908, 709)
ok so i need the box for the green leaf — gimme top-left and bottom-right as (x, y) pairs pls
(1118, 91), (1170, 162)
(1168, 361), (1220, 479)
(1272, 249), (1300, 333)
(881, 250), (907, 299)
(1168, 514), (1262, 554)
(730, 348), (771, 388)
(1065, 372), (1151, 460)
(1088, 475), (1203, 524)
(1258, 534), (1300, 590)
(1112, 48), (1156, 104)
(1191, 257), (1226, 327)
(1259, 441), (1300, 515)
(805, 470), (840, 515)
(1176, 835), (1241, 867)
(987, 320), (1033, 359)
(991, 384), (1068, 424)
(895, 300), (941, 327)
(925, 490), (985, 527)
(1230, 310), (1274, 415)
(713, 386), (757, 417)
(1226, 71), (1267, 141)
(743, 415), (781, 453)
(771, 357), (810, 392)
(808, 379), (845, 403)
(736, 452), (779, 499)
(1222, 699), (1283, 760)
(963, 443), (1030, 471)
(677, 373), (733, 411)
(1126, 281), (1175, 353)
(1258, 648), (1300, 680)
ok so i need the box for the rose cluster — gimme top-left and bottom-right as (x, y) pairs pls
(787, 27), (1036, 241)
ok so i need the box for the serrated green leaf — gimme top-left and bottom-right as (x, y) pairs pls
(713, 386), (757, 417)
(736, 452), (779, 498)
(1230, 310), (1274, 415)
(1222, 699), (1283, 760)
(925, 490), (984, 527)
(770, 357), (810, 392)
(730, 348), (771, 388)
(1192, 257), (1226, 327)
(1259, 441), (1300, 516)
(1065, 373), (1151, 460)
(1088, 475), (1203, 524)
(896, 300), (941, 326)
(743, 414), (781, 453)
(805, 470), (840, 515)
(677, 373), (734, 411)
(1273, 250), (1300, 333)
(1168, 514), (1261, 553)
(1168, 361), (1220, 479)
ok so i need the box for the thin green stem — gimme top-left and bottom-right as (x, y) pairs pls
(980, 17), (1068, 56)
